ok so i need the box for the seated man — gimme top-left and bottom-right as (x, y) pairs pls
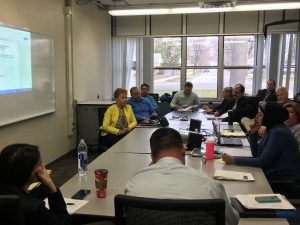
(276, 86), (291, 105)
(256, 79), (277, 102)
(141, 83), (158, 112)
(170, 82), (199, 111)
(230, 84), (258, 123)
(128, 87), (156, 123)
(125, 128), (239, 225)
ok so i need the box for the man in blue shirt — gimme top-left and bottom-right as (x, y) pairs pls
(141, 83), (158, 112)
(128, 87), (156, 123)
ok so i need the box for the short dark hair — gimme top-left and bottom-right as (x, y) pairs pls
(114, 88), (127, 98)
(0, 144), (41, 187)
(235, 83), (245, 93)
(184, 82), (193, 88)
(130, 87), (139, 95)
(268, 79), (276, 87)
(150, 128), (183, 158)
(141, 83), (150, 89)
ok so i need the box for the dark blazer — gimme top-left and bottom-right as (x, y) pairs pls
(213, 99), (236, 115)
(233, 96), (258, 123)
(0, 185), (70, 225)
(256, 89), (277, 102)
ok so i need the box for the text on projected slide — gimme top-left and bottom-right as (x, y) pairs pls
(0, 26), (32, 94)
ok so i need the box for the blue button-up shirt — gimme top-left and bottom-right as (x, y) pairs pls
(128, 97), (155, 122)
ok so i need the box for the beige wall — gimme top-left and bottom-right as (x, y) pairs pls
(72, 2), (112, 101)
(0, 0), (112, 163)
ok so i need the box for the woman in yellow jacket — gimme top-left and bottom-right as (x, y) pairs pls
(100, 88), (137, 148)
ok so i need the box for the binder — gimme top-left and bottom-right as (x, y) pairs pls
(230, 197), (296, 218)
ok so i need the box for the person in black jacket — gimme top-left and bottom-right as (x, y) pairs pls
(0, 144), (70, 225)
(203, 87), (235, 117)
(231, 84), (258, 123)
(256, 79), (277, 103)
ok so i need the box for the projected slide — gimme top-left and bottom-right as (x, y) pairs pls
(0, 26), (32, 94)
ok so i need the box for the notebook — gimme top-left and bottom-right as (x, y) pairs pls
(230, 195), (296, 218)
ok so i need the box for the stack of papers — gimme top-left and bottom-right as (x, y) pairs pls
(220, 131), (246, 137)
(213, 170), (254, 181)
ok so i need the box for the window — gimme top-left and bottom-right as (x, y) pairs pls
(153, 37), (181, 95)
(186, 37), (218, 98)
(223, 36), (255, 95)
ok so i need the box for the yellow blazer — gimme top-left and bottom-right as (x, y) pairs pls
(100, 104), (137, 136)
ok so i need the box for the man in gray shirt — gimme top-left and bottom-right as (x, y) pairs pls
(170, 82), (199, 111)
(125, 128), (239, 225)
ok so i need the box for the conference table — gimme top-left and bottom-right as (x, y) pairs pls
(61, 110), (289, 225)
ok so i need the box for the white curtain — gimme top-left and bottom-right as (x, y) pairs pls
(112, 37), (143, 91)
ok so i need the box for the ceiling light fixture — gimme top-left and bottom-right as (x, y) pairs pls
(109, 2), (300, 16)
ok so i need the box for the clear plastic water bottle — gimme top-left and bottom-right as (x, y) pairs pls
(78, 139), (88, 176)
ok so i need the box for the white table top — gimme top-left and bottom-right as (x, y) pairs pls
(61, 110), (289, 225)
(60, 151), (288, 224)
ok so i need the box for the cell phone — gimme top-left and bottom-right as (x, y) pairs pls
(71, 189), (91, 200)
(255, 196), (281, 203)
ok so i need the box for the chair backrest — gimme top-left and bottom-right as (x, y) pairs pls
(294, 93), (300, 103)
(148, 93), (159, 103)
(0, 195), (24, 225)
(114, 195), (225, 225)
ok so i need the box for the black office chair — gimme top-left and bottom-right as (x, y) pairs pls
(172, 91), (178, 100)
(294, 93), (300, 104)
(148, 93), (159, 104)
(114, 195), (225, 225)
(0, 195), (24, 225)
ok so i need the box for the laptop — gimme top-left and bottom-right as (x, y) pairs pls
(212, 121), (243, 146)
(189, 119), (202, 132)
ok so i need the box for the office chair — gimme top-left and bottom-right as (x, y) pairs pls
(0, 195), (24, 225)
(294, 93), (300, 104)
(114, 194), (225, 225)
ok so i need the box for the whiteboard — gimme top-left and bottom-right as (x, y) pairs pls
(0, 24), (55, 126)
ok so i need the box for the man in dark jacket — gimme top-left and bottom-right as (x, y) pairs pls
(256, 79), (277, 103)
(231, 84), (258, 123)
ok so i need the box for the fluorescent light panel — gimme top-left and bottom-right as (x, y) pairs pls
(109, 2), (300, 16)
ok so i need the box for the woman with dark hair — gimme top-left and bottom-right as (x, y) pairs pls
(203, 87), (235, 116)
(222, 102), (300, 180)
(0, 144), (70, 225)
(284, 101), (300, 150)
(100, 88), (137, 148)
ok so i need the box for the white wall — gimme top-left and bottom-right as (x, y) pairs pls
(0, 0), (112, 163)
(72, 1), (112, 101)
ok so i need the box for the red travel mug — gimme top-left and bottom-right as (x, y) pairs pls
(95, 169), (108, 198)
(205, 141), (214, 161)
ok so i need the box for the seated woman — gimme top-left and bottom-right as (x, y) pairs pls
(0, 144), (70, 225)
(203, 87), (235, 117)
(222, 102), (300, 186)
(100, 88), (137, 148)
(284, 102), (300, 150)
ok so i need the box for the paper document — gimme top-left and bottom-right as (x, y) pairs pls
(235, 194), (295, 210)
(214, 170), (254, 181)
(204, 112), (228, 120)
(44, 197), (89, 214)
